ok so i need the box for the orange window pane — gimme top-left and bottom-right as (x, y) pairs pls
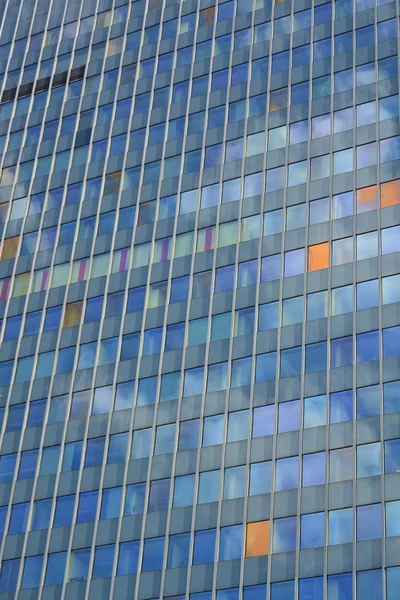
(269, 88), (288, 112)
(0, 236), (19, 261)
(380, 180), (400, 208)
(63, 302), (83, 328)
(246, 521), (270, 557)
(200, 7), (215, 27)
(308, 242), (329, 272)
(356, 185), (378, 213)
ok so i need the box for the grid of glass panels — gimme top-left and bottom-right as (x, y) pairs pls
(0, 0), (400, 596)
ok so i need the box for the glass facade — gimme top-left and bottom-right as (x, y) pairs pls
(0, 0), (399, 596)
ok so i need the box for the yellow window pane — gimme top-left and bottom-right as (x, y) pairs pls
(63, 302), (82, 328)
(13, 273), (30, 297)
(245, 520), (270, 557)
(308, 242), (329, 272)
(380, 179), (400, 208)
(1, 236), (19, 260)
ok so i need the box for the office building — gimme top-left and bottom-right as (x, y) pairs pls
(0, 0), (400, 597)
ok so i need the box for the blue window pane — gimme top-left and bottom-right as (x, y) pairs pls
(142, 537), (165, 571)
(299, 577), (324, 600)
(173, 474), (195, 508)
(19, 449), (39, 479)
(85, 437), (105, 467)
(137, 377), (157, 406)
(85, 296), (103, 322)
(124, 483), (146, 516)
(387, 566), (400, 600)
(184, 367), (204, 396)
(93, 544), (115, 579)
(21, 555), (43, 589)
(231, 357), (252, 388)
(148, 478), (170, 511)
(243, 584), (267, 600)
(0, 559), (21, 592)
(45, 552), (67, 586)
(357, 504), (382, 541)
(131, 429), (152, 459)
(168, 533), (190, 568)
(198, 470), (220, 504)
(107, 433), (128, 464)
(77, 490), (98, 523)
(0, 505), (7, 536)
(271, 581), (295, 600)
(250, 461), (272, 495)
(117, 541), (140, 575)
(329, 508), (353, 545)
(40, 445), (60, 476)
(276, 456), (298, 491)
(9, 502), (29, 534)
(256, 352), (277, 382)
(304, 395), (327, 428)
(303, 452), (326, 487)
(330, 390), (353, 423)
(357, 385), (380, 419)
(219, 525), (243, 560)
(6, 404), (25, 431)
(217, 590), (239, 600)
(54, 495), (75, 527)
(383, 326), (400, 358)
(280, 347), (302, 377)
(278, 400), (300, 433)
(68, 548), (91, 582)
(32, 499), (52, 530)
(356, 331), (379, 363)
(193, 529), (216, 565)
(27, 399), (46, 428)
(100, 487), (122, 520)
(384, 381), (400, 414)
(154, 423), (175, 455)
(252, 405), (275, 437)
(273, 517), (296, 552)
(357, 570), (382, 600)
(331, 336), (353, 367)
(328, 573), (352, 600)
(0, 453), (17, 482)
(306, 342), (327, 373)
(385, 439), (400, 473)
(62, 441), (83, 471)
(203, 414), (224, 446)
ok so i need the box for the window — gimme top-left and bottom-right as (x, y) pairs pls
(245, 521), (269, 557)
(301, 512), (325, 549)
(273, 516), (296, 552)
(276, 456), (298, 491)
(250, 461), (272, 496)
(168, 533), (190, 568)
(357, 504), (382, 541)
(93, 545), (115, 579)
(329, 508), (353, 545)
(68, 548), (90, 582)
(117, 541), (139, 575)
(219, 525), (243, 560)
(193, 529), (216, 564)
(330, 447), (354, 482)
(45, 552), (67, 586)
(142, 537), (165, 571)
(224, 466), (246, 499)
(308, 243), (329, 271)
(303, 452), (326, 487)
